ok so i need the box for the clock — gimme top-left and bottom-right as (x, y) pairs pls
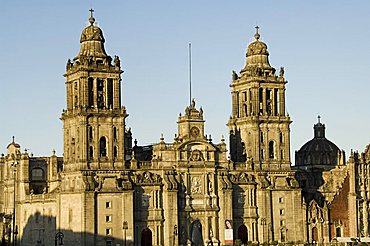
(190, 127), (200, 137)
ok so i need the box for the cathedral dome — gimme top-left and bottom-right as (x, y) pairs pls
(241, 27), (273, 74)
(77, 13), (108, 58)
(295, 117), (340, 167)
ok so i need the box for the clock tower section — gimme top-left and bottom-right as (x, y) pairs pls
(61, 13), (128, 172)
(228, 28), (291, 171)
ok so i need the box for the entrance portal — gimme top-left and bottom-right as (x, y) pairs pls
(191, 220), (203, 246)
(237, 225), (248, 244)
(141, 228), (152, 246)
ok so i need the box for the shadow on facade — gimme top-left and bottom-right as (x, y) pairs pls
(230, 129), (247, 163)
(17, 213), (134, 246)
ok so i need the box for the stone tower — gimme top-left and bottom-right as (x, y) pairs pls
(61, 12), (128, 172)
(59, 12), (134, 245)
(228, 27), (291, 171)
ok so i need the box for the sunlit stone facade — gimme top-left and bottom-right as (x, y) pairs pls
(0, 13), (369, 246)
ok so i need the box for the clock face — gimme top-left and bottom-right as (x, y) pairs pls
(190, 127), (200, 137)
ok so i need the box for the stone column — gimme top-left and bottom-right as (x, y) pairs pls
(232, 92), (238, 117)
(262, 88), (267, 115)
(113, 79), (120, 109)
(93, 78), (98, 108)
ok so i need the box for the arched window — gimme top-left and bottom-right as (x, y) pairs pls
(88, 78), (94, 107)
(113, 127), (117, 140)
(31, 168), (44, 181)
(269, 141), (275, 159)
(88, 126), (93, 140)
(89, 146), (94, 159)
(113, 146), (117, 159)
(99, 137), (107, 157)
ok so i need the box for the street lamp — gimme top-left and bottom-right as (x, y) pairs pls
(122, 221), (128, 246)
(11, 154), (18, 246)
(54, 231), (64, 246)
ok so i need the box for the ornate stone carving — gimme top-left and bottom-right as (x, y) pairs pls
(164, 170), (178, 191)
(191, 176), (202, 194)
(190, 149), (204, 161)
(230, 172), (256, 184)
(135, 171), (162, 185)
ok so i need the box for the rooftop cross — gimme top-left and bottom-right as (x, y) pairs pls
(89, 8), (94, 18)
(254, 26), (260, 41)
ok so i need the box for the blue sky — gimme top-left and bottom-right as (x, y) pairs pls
(0, 1), (369, 162)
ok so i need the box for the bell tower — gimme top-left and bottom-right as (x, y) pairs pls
(228, 27), (291, 170)
(61, 11), (128, 172)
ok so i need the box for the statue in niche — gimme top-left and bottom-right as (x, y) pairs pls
(247, 157), (254, 170)
(208, 174), (213, 194)
(267, 99), (272, 115)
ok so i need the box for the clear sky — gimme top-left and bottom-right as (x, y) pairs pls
(0, 1), (369, 162)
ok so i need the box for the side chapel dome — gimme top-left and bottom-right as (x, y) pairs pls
(295, 117), (340, 167)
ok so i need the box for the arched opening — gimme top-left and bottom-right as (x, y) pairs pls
(97, 79), (104, 109)
(89, 146), (94, 159)
(99, 137), (107, 157)
(107, 79), (113, 109)
(312, 227), (318, 243)
(88, 125), (93, 140)
(237, 225), (248, 244)
(31, 168), (44, 181)
(141, 228), (152, 246)
(269, 141), (275, 159)
(113, 126), (117, 140)
(88, 78), (94, 107)
(113, 146), (117, 159)
(190, 220), (203, 246)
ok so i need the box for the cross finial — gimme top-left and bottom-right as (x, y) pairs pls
(254, 26), (260, 41)
(89, 8), (94, 18)
(318, 115), (321, 123)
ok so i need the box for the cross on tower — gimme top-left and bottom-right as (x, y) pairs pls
(89, 8), (94, 18)
(255, 25), (260, 34)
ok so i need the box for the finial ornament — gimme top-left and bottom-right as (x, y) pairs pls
(254, 26), (260, 41)
(318, 115), (321, 123)
(88, 9), (95, 25)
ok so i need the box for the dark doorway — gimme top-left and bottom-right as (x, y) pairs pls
(191, 220), (203, 246)
(238, 225), (248, 244)
(141, 228), (152, 246)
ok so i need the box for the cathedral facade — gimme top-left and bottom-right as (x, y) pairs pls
(0, 13), (369, 246)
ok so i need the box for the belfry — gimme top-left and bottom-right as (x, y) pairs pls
(228, 27), (291, 171)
